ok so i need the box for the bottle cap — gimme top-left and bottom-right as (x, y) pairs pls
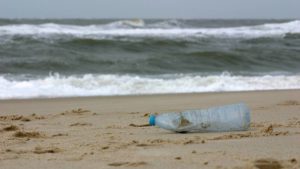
(149, 114), (156, 126)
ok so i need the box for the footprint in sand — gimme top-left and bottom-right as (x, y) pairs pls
(254, 159), (282, 169)
(2, 125), (19, 131)
(108, 162), (147, 167)
(69, 122), (92, 127)
(52, 133), (68, 137)
(33, 146), (62, 154)
(61, 108), (92, 115)
(0, 114), (45, 122)
(277, 100), (300, 106)
(13, 131), (45, 138)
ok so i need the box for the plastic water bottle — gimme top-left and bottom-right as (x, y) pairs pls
(149, 103), (250, 133)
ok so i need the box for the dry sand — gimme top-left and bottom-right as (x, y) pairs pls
(0, 90), (299, 169)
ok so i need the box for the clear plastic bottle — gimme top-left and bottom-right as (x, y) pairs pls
(149, 103), (250, 133)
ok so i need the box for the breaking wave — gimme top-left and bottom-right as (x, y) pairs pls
(1, 73), (300, 99)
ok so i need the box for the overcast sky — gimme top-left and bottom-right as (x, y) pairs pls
(0, 0), (299, 19)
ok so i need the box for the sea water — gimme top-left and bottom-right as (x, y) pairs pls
(0, 19), (300, 99)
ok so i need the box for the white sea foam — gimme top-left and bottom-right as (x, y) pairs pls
(0, 20), (299, 39)
(0, 73), (300, 99)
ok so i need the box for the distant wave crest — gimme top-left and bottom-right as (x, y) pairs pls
(0, 20), (299, 40)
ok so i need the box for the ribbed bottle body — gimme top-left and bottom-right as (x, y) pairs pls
(155, 103), (250, 133)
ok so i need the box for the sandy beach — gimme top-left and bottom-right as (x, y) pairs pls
(0, 90), (299, 169)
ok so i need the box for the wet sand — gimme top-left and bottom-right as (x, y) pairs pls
(0, 90), (299, 169)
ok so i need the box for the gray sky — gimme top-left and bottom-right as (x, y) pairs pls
(0, 0), (299, 19)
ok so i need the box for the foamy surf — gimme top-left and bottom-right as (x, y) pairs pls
(1, 73), (300, 99)
(0, 20), (299, 39)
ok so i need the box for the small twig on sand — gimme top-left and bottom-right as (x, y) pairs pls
(129, 123), (150, 127)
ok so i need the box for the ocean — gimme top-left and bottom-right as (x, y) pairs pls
(0, 19), (300, 99)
